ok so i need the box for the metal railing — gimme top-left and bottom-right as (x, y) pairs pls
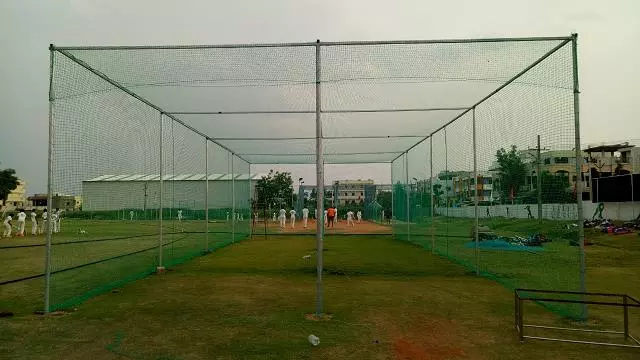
(515, 288), (640, 348)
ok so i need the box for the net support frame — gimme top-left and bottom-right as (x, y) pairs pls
(231, 155), (235, 243)
(405, 153), (410, 242)
(472, 106), (479, 275)
(44, 45), (55, 313)
(314, 40), (325, 316)
(205, 138), (209, 251)
(158, 112), (164, 271)
(430, 136), (435, 254)
(572, 33), (587, 320)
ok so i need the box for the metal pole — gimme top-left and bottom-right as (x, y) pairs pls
(158, 112), (164, 271)
(391, 164), (394, 227)
(518, 298), (525, 341)
(205, 139), (209, 252)
(537, 135), (543, 222)
(473, 107), (479, 275)
(445, 127), (449, 256)
(572, 33), (587, 320)
(632, 174), (635, 220)
(405, 153), (410, 242)
(624, 295), (629, 339)
(44, 45), (55, 313)
(231, 154), (235, 243)
(430, 136), (435, 253)
(314, 39), (325, 316)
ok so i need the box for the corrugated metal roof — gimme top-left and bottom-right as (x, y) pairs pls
(84, 174), (265, 182)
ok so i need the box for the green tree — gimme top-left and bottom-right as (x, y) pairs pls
(432, 183), (444, 206)
(254, 170), (294, 209)
(376, 190), (392, 215)
(495, 145), (527, 203)
(524, 171), (572, 203)
(0, 167), (19, 203)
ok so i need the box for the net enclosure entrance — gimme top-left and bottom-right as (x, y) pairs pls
(46, 35), (584, 317)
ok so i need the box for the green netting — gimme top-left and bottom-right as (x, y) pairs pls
(47, 37), (583, 317)
(394, 39), (583, 318)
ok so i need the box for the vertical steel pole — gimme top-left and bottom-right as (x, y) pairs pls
(537, 135), (543, 222)
(391, 164), (394, 227)
(518, 298), (524, 341)
(631, 174), (635, 220)
(314, 39), (325, 315)
(158, 112), (164, 271)
(444, 127), (449, 256)
(473, 107), (479, 275)
(44, 45), (55, 313)
(231, 154), (235, 243)
(205, 138), (209, 251)
(430, 136), (435, 253)
(572, 33), (587, 319)
(624, 295), (629, 339)
(405, 153), (410, 242)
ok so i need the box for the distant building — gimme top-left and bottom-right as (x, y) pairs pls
(333, 179), (374, 205)
(27, 193), (78, 211)
(451, 171), (495, 204)
(1, 179), (27, 210)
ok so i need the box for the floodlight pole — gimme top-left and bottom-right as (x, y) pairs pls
(430, 136), (435, 254)
(44, 44), (55, 313)
(473, 107), (479, 275)
(158, 112), (164, 272)
(314, 39), (325, 316)
(572, 33), (587, 320)
(205, 138), (209, 251)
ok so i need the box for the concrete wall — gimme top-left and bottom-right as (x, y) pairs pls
(435, 201), (640, 221)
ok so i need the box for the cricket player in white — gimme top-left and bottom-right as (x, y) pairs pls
(302, 207), (309, 228)
(56, 209), (64, 233)
(323, 209), (328, 226)
(51, 210), (59, 233)
(177, 210), (183, 221)
(130, 210), (134, 221)
(226, 212), (230, 221)
(17, 210), (27, 237)
(3, 215), (12, 238)
(278, 208), (286, 228)
(356, 210), (362, 223)
(272, 212), (276, 222)
(41, 209), (47, 234)
(290, 209), (296, 228)
(346, 210), (355, 227)
(30, 210), (38, 235)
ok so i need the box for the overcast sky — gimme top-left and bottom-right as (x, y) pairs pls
(1, 0), (639, 194)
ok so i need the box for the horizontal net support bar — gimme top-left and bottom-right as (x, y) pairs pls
(167, 107), (470, 115)
(52, 36), (572, 51)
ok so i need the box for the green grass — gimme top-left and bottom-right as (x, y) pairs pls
(1, 219), (639, 359)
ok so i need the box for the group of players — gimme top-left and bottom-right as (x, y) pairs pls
(2, 209), (63, 238)
(270, 207), (362, 229)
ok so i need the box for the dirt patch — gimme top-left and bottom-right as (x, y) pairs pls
(369, 314), (468, 360)
(304, 313), (334, 321)
(258, 219), (391, 234)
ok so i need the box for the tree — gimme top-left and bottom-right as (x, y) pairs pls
(376, 191), (392, 215)
(0, 167), (19, 203)
(523, 171), (573, 204)
(254, 170), (294, 209)
(495, 145), (527, 203)
(432, 183), (444, 206)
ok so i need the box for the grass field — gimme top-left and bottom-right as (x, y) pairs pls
(1, 218), (639, 359)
